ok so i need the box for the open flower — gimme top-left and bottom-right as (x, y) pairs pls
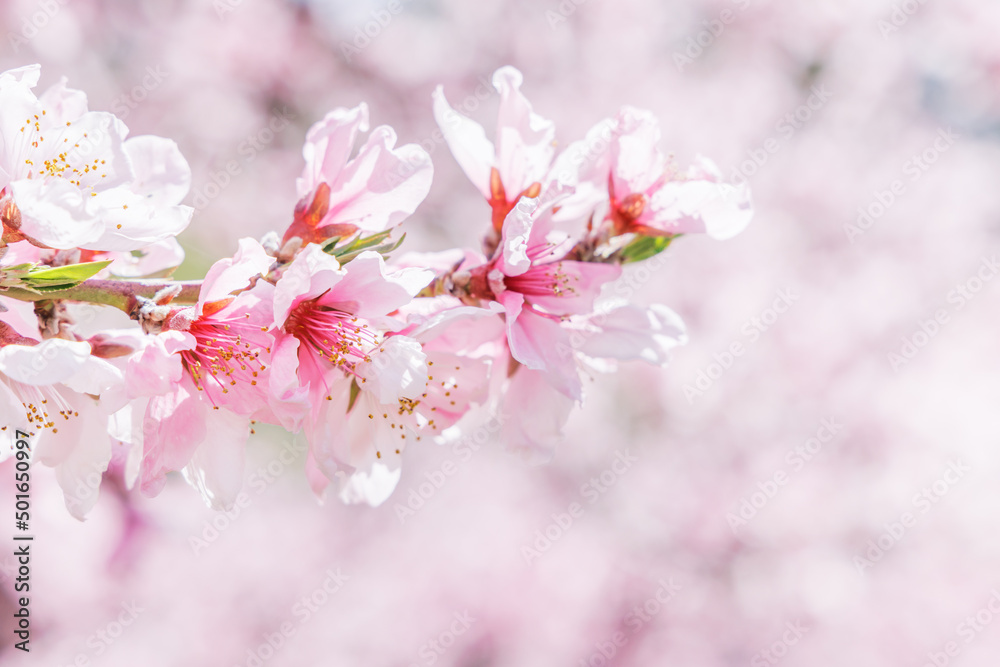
(434, 66), (560, 233)
(472, 196), (621, 400)
(129, 238), (275, 509)
(282, 104), (433, 247)
(0, 65), (192, 251)
(568, 106), (753, 240)
(0, 302), (122, 518)
(271, 245), (435, 504)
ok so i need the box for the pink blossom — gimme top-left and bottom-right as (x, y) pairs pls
(567, 106), (753, 240)
(282, 104), (433, 247)
(434, 66), (558, 233)
(130, 239), (275, 509)
(271, 244), (436, 504)
(473, 197), (621, 400)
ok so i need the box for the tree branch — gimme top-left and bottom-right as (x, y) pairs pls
(1, 279), (202, 315)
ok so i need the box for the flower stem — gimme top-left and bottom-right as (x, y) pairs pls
(1, 279), (202, 315)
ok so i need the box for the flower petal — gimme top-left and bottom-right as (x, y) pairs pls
(493, 66), (556, 194)
(322, 125), (433, 233)
(0, 338), (91, 386)
(500, 368), (574, 464)
(322, 250), (431, 320)
(336, 461), (401, 507)
(11, 177), (103, 248)
(297, 104), (370, 198)
(356, 335), (428, 404)
(580, 304), (688, 365)
(198, 237), (273, 313)
(432, 84), (496, 199)
(503, 295), (582, 401)
(182, 407), (249, 511)
(139, 381), (207, 497)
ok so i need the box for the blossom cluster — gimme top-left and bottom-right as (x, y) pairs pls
(0, 64), (751, 518)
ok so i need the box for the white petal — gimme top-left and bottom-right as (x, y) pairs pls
(11, 178), (103, 248)
(123, 135), (192, 206)
(613, 106), (666, 194)
(0, 64), (41, 88)
(84, 187), (192, 252)
(499, 196), (537, 276)
(47, 398), (111, 520)
(107, 237), (186, 278)
(356, 335), (428, 403)
(38, 77), (89, 121)
(0, 383), (28, 462)
(0, 339), (91, 386)
(336, 462), (401, 507)
(650, 178), (754, 240)
(62, 354), (123, 396)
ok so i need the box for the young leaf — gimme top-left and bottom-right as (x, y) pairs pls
(620, 235), (675, 264)
(26, 260), (113, 285)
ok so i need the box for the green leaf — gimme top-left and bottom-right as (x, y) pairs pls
(320, 236), (343, 254)
(325, 230), (405, 264)
(335, 233), (407, 265)
(620, 235), (675, 264)
(26, 260), (113, 285)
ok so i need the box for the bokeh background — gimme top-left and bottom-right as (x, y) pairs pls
(2, 0), (1000, 664)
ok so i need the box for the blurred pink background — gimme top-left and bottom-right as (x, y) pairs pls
(2, 0), (1000, 665)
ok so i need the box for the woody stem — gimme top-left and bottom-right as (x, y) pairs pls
(0, 279), (202, 316)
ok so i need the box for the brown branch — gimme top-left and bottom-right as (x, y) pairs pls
(1, 279), (202, 316)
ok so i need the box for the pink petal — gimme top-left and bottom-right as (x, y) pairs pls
(267, 332), (310, 431)
(139, 381), (207, 498)
(198, 237), (273, 312)
(125, 331), (192, 398)
(322, 125), (433, 233)
(272, 242), (343, 327)
(182, 407), (249, 510)
(432, 84), (496, 198)
(322, 250), (431, 320)
(493, 66), (556, 194)
(297, 104), (370, 198)
(522, 260), (622, 316)
(503, 295), (582, 401)
(0, 295), (42, 339)
(580, 304), (688, 365)
(500, 368), (574, 464)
